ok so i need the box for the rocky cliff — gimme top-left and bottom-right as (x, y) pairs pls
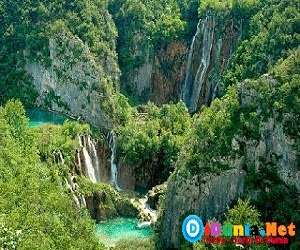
(121, 13), (241, 111)
(161, 162), (245, 248)
(120, 40), (188, 105)
(159, 79), (300, 249)
(150, 42), (188, 105)
(26, 31), (119, 129)
(182, 14), (242, 112)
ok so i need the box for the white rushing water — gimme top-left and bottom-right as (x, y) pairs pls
(183, 16), (215, 112)
(78, 135), (101, 183)
(82, 146), (97, 183)
(65, 177), (86, 208)
(182, 19), (202, 107)
(108, 130), (121, 191)
(137, 196), (157, 228)
(90, 138), (100, 182)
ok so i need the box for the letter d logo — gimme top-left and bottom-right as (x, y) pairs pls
(182, 215), (204, 243)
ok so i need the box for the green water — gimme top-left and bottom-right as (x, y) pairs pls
(96, 217), (153, 246)
(26, 109), (68, 128)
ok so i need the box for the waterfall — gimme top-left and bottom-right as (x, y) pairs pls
(53, 150), (65, 165)
(58, 151), (65, 165)
(80, 195), (87, 207)
(182, 19), (202, 108)
(77, 151), (81, 169)
(82, 147), (97, 183)
(90, 139), (101, 182)
(78, 135), (100, 183)
(182, 16), (215, 112)
(107, 130), (121, 191)
(65, 177), (86, 208)
(137, 195), (157, 227)
(73, 194), (81, 208)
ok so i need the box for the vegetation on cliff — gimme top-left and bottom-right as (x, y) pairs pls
(224, 0), (300, 85)
(0, 0), (299, 249)
(0, 0), (118, 109)
(155, 0), (299, 248)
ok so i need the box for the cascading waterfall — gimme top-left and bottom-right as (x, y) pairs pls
(137, 195), (157, 228)
(53, 150), (65, 165)
(77, 151), (81, 169)
(82, 146), (97, 183)
(65, 177), (86, 208)
(182, 16), (215, 112)
(107, 130), (121, 191)
(90, 138), (101, 182)
(58, 151), (65, 165)
(78, 135), (100, 183)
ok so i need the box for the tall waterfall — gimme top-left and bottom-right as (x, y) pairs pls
(82, 147), (97, 183)
(53, 150), (65, 165)
(182, 16), (215, 112)
(78, 136), (100, 183)
(90, 139), (100, 182)
(107, 130), (121, 191)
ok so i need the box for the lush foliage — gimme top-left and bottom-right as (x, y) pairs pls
(113, 238), (155, 250)
(0, 100), (105, 249)
(181, 86), (241, 175)
(118, 101), (191, 185)
(198, 0), (260, 18)
(224, 0), (300, 85)
(224, 198), (261, 226)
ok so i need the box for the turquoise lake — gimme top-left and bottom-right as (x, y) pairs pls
(96, 217), (154, 246)
(26, 109), (68, 128)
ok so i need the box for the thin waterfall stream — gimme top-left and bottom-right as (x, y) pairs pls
(107, 130), (122, 191)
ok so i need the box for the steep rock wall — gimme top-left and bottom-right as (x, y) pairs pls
(238, 80), (300, 191)
(183, 15), (242, 112)
(26, 32), (119, 129)
(149, 42), (188, 105)
(160, 80), (299, 249)
(122, 40), (188, 104)
(122, 14), (241, 110)
(161, 162), (245, 248)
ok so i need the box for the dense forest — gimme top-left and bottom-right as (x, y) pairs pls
(0, 0), (299, 249)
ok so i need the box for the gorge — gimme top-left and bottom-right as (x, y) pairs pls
(0, 0), (299, 249)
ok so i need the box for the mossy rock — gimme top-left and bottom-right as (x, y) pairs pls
(147, 184), (166, 210)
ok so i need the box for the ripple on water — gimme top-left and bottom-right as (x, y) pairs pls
(96, 217), (153, 246)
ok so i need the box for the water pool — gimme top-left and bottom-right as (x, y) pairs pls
(26, 109), (68, 128)
(96, 217), (153, 246)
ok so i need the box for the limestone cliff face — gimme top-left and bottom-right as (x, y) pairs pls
(160, 80), (299, 249)
(123, 41), (188, 104)
(117, 160), (136, 190)
(26, 31), (119, 129)
(123, 14), (241, 110)
(182, 14), (242, 112)
(149, 42), (188, 105)
(238, 80), (300, 191)
(161, 163), (245, 248)
(160, 125), (299, 248)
